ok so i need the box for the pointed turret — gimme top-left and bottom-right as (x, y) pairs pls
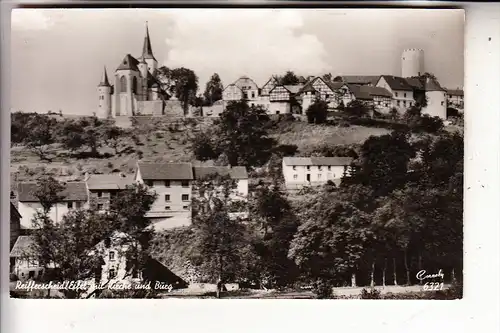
(142, 21), (156, 61)
(98, 66), (111, 87)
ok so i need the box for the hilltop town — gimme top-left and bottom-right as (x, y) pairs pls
(9, 23), (463, 299)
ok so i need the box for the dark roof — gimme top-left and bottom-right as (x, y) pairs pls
(348, 85), (373, 100)
(283, 157), (353, 166)
(98, 67), (111, 87)
(193, 166), (248, 180)
(299, 77), (341, 94)
(141, 23), (156, 61)
(379, 75), (414, 91)
(17, 182), (88, 202)
(357, 85), (393, 98)
(283, 84), (304, 94)
(10, 236), (36, 257)
(116, 54), (140, 72)
(86, 173), (135, 190)
(11, 202), (21, 219)
(334, 75), (380, 85)
(445, 89), (464, 96)
(405, 77), (446, 92)
(138, 162), (194, 180)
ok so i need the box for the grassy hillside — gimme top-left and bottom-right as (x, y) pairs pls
(10, 116), (391, 187)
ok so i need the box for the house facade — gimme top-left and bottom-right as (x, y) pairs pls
(376, 75), (415, 113)
(10, 236), (44, 281)
(446, 89), (464, 111)
(282, 157), (353, 190)
(17, 182), (89, 229)
(86, 173), (135, 212)
(135, 162), (249, 230)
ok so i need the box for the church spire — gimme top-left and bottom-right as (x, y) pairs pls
(142, 21), (156, 61)
(99, 66), (110, 86)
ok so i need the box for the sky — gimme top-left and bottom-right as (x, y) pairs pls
(11, 8), (464, 115)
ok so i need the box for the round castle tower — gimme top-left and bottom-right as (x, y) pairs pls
(401, 48), (424, 78)
(97, 67), (112, 119)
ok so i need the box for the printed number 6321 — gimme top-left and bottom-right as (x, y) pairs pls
(423, 282), (444, 291)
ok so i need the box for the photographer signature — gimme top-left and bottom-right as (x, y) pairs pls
(416, 269), (444, 281)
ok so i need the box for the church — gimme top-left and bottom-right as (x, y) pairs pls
(97, 23), (171, 119)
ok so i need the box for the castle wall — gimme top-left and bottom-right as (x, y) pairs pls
(136, 100), (164, 116)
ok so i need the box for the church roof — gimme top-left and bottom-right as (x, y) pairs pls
(98, 67), (111, 87)
(142, 22), (156, 61)
(116, 54), (140, 72)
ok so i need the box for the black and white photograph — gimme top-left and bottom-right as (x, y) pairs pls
(8, 8), (464, 300)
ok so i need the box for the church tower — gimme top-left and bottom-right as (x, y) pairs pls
(97, 67), (112, 119)
(141, 22), (158, 75)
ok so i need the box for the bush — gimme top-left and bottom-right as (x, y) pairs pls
(306, 100), (328, 124)
(313, 279), (334, 299)
(360, 287), (381, 299)
(417, 115), (444, 133)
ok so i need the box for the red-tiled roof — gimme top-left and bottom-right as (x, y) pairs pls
(193, 166), (248, 180)
(17, 182), (89, 202)
(138, 162), (194, 180)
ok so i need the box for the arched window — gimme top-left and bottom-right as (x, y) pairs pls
(120, 76), (127, 93)
(132, 76), (138, 94)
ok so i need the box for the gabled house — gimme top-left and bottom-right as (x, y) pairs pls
(222, 84), (244, 102)
(354, 85), (393, 113)
(405, 77), (447, 119)
(85, 173), (135, 212)
(17, 181), (89, 229)
(10, 235), (44, 281)
(260, 77), (279, 96)
(268, 84), (303, 114)
(282, 157), (353, 190)
(298, 77), (345, 111)
(135, 162), (194, 230)
(376, 75), (416, 112)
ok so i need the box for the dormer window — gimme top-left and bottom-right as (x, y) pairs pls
(109, 251), (115, 261)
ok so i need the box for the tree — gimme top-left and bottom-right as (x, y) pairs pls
(102, 124), (126, 155)
(191, 174), (247, 298)
(22, 114), (58, 161)
(305, 98), (328, 124)
(162, 67), (199, 115)
(59, 117), (106, 157)
(33, 176), (65, 214)
(276, 71), (300, 85)
(322, 73), (333, 82)
(192, 100), (277, 168)
(203, 73), (223, 106)
(344, 100), (370, 118)
(289, 200), (373, 289)
(190, 129), (220, 161)
(108, 183), (158, 278)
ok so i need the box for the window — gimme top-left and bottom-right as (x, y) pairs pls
(109, 251), (115, 261)
(183, 206), (189, 210)
(318, 166), (322, 171)
(119, 76), (127, 93)
(164, 194), (170, 202)
(441, 101), (445, 106)
(164, 180), (170, 187)
(98, 204), (104, 211)
(378, 101), (381, 105)
(276, 111), (280, 115)
(182, 194), (189, 201)
(67, 202), (73, 209)
(409, 102), (413, 106)
(251, 92), (255, 98)
(132, 76), (138, 94)
(76, 202), (82, 209)
(404, 93), (407, 98)
(293, 174), (298, 179)
(97, 191), (102, 198)
(165, 206), (171, 210)
(181, 181), (189, 188)
(397, 101), (400, 106)
(403, 101), (406, 107)
(109, 269), (116, 279)
(385, 103), (388, 107)
(318, 174), (322, 179)
(395, 92), (398, 97)
(328, 166), (331, 171)
(306, 166), (310, 171)
(292, 166), (296, 170)
(146, 180), (153, 186)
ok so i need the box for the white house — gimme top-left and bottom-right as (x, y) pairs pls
(446, 88), (464, 111)
(135, 162), (249, 230)
(17, 181), (89, 229)
(135, 162), (194, 230)
(376, 75), (416, 112)
(405, 77), (447, 119)
(297, 77), (344, 111)
(9, 236), (44, 281)
(282, 157), (353, 190)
